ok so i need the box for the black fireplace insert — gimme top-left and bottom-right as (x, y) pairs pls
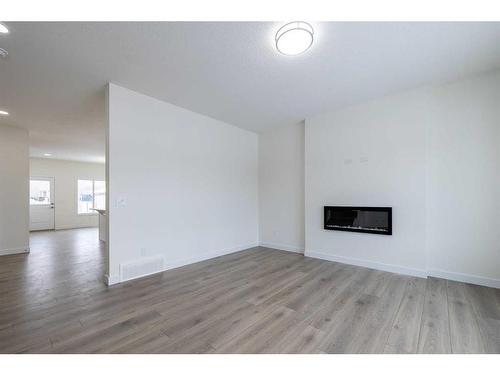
(324, 206), (392, 235)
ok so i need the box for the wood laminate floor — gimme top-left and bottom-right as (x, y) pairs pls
(0, 228), (499, 353)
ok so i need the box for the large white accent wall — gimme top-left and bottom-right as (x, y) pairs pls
(106, 83), (259, 284)
(259, 122), (305, 253)
(305, 88), (430, 277)
(30, 158), (105, 230)
(0, 125), (29, 256)
(304, 71), (500, 287)
(426, 74), (500, 286)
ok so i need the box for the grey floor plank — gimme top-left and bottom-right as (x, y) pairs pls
(318, 293), (379, 353)
(1, 229), (497, 354)
(354, 274), (409, 353)
(264, 319), (325, 354)
(385, 277), (426, 353)
(417, 277), (452, 353)
(213, 306), (298, 353)
(462, 282), (500, 353)
(447, 280), (485, 353)
(476, 317), (500, 353)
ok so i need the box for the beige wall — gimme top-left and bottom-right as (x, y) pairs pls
(30, 158), (105, 230)
(0, 125), (29, 255)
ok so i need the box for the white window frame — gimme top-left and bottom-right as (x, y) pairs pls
(77, 179), (105, 215)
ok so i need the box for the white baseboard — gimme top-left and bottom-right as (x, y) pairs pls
(106, 242), (259, 286)
(165, 242), (260, 271)
(305, 251), (500, 288)
(260, 242), (304, 254)
(305, 250), (428, 279)
(105, 244), (500, 289)
(427, 269), (500, 289)
(55, 224), (98, 230)
(0, 246), (30, 256)
(104, 273), (120, 286)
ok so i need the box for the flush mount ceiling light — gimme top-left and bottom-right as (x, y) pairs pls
(0, 110), (9, 115)
(275, 21), (314, 56)
(0, 23), (8, 34)
(44, 153), (52, 157)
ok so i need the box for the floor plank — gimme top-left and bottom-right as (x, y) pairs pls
(354, 274), (409, 353)
(462, 281), (500, 353)
(446, 280), (485, 353)
(385, 277), (426, 353)
(417, 277), (452, 353)
(0, 229), (497, 354)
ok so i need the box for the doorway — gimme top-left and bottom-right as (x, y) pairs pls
(29, 177), (55, 231)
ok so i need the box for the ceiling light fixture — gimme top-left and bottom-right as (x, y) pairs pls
(0, 23), (8, 34)
(44, 153), (52, 157)
(0, 110), (9, 115)
(275, 21), (314, 56)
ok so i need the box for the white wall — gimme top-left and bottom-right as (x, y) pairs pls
(426, 74), (500, 285)
(0, 125), (29, 255)
(29, 158), (105, 230)
(107, 83), (259, 284)
(105, 72), (499, 287)
(259, 122), (305, 253)
(303, 71), (500, 287)
(305, 89), (430, 277)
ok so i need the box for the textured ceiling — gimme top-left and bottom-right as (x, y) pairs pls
(1, 22), (500, 162)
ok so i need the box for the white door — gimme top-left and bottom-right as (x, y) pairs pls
(29, 177), (55, 231)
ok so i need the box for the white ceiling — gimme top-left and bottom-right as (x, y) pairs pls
(2, 22), (500, 163)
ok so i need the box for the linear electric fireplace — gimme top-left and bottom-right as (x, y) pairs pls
(324, 206), (392, 235)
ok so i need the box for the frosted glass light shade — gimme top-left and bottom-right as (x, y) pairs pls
(275, 22), (314, 56)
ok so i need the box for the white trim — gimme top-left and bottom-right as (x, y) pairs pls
(54, 224), (98, 230)
(105, 245), (500, 289)
(118, 269), (162, 284)
(304, 251), (500, 288)
(0, 246), (30, 256)
(305, 250), (428, 279)
(104, 273), (120, 286)
(105, 242), (259, 286)
(164, 242), (260, 271)
(260, 242), (304, 254)
(427, 269), (500, 289)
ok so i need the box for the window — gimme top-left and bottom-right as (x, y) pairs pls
(78, 180), (106, 214)
(94, 181), (106, 211)
(30, 179), (51, 205)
